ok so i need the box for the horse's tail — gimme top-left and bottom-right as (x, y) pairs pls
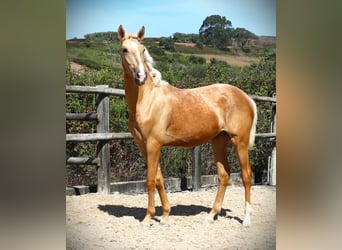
(248, 97), (257, 149)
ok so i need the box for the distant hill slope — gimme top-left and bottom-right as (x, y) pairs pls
(66, 35), (275, 69)
(253, 36), (276, 47)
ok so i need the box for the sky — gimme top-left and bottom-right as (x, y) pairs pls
(66, 0), (275, 40)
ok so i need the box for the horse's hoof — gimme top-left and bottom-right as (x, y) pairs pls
(140, 222), (151, 228)
(159, 217), (170, 227)
(242, 219), (251, 226)
(204, 217), (214, 224)
(160, 221), (170, 227)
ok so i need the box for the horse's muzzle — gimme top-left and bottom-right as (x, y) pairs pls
(134, 71), (147, 85)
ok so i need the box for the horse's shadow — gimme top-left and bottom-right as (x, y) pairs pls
(97, 204), (243, 224)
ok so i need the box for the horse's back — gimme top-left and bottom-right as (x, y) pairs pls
(185, 83), (255, 139)
(154, 83), (253, 146)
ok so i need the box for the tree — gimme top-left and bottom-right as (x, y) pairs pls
(173, 32), (199, 43)
(232, 28), (258, 50)
(159, 37), (175, 51)
(84, 32), (117, 42)
(199, 15), (233, 50)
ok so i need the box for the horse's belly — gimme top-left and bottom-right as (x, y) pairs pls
(163, 114), (222, 147)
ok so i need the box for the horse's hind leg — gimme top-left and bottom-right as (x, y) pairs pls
(207, 132), (230, 223)
(232, 138), (253, 226)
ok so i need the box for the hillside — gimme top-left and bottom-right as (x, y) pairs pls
(66, 35), (275, 71)
(252, 36), (276, 47)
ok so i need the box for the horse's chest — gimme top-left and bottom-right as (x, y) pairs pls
(135, 97), (164, 126)
(134, 109), (157, 137)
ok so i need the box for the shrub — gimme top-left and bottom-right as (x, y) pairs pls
(159, 37), (175, 51)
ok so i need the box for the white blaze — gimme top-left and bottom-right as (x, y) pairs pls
(131, 42), (145, 82)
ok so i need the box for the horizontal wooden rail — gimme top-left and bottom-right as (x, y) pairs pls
(250, 95), (276, 103)
(66, 131), (274, 142)
(66, 85), (125, 96)
(66, 112), (98, 120)
(66, 86), (276, 103)
(255, 132), (276, 138)
(66, 157), (100, 165)
(66, 132), (133, 142)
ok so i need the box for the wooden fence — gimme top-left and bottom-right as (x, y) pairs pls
(66, 85), (276, 194)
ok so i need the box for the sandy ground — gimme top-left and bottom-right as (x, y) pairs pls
(66, 185), (275, 250)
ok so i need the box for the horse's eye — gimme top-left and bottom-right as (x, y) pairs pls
(122, 48), (128, 53)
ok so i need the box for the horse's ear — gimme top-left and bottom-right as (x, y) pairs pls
(117, 25), (125, 41)
(137, 26), (145, 41)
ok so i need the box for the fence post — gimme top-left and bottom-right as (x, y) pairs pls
(192, 146), (201, 191)
(269, 94), (276, 186)
(96, 85), (110, 194)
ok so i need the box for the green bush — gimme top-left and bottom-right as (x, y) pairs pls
(159, 37), (175, 51)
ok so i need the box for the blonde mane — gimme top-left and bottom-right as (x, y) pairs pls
(143, 47), (169, 87)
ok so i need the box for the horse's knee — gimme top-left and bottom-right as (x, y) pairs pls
(156, 180), (167, 193)
(156, 174), (163, 187)
(156, 178), (161, 188)
(146, 179), (156, 191)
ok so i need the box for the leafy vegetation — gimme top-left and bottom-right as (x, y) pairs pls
(173, 32), (199, 43)
(66, 17), (276, 186)
(232, 27), (258, 51)
(199, 15), (233, 50)
(159, 37), (176, 51)
(199, 15), (257, 51)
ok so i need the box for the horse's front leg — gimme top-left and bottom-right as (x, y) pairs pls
(156, 165), (170, 225)
(141, 141), (162, 226)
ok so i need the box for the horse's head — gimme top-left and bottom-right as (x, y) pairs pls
(117, 25), (147, 86)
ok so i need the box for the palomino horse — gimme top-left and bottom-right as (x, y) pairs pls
(117, 25), (257, 226)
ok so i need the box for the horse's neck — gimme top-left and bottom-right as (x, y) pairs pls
(123, 67), (154, 115)
(123, 74), (139, 114)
